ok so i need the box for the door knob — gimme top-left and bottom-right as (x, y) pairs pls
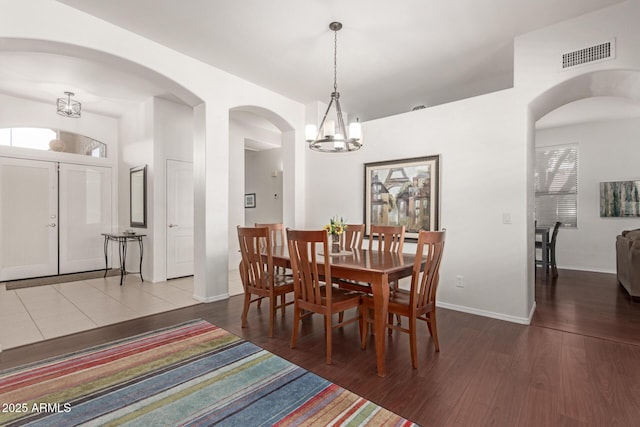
(169, 224), (178, 228)
(48, 223), (56, 227)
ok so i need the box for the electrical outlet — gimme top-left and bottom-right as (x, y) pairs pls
(455, 275), (464, 288)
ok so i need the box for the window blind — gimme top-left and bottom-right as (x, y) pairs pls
(535, 145), (578, 228)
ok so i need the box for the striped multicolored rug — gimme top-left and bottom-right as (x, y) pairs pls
(0, 319), (417, 426)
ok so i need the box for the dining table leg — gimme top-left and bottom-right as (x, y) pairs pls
(371, 272), (390, 377)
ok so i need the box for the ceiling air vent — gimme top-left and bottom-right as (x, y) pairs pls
(561, 39), (615, 70)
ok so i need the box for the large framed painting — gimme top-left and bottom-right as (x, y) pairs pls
(600, 180), (640, 217)
(364, 155), (440, 239)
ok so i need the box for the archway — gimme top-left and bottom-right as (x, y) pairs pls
(227, 105), (295, 296)
(0, 37), (205, 286)
(530, 69), (640, 122)
(527, 69), (640, 309)
(0, 38), (203, 111)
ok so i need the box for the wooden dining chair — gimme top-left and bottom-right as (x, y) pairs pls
(335, 224), (371, 296)
(369, 225), (406, 324)
(535, 221), (561, 278)
(237, 226), (294, 338)
(287, 228), (364, 365)
(255, 223), (286, 249)
(255, 223), (290, 307)
(369, 224), (405, 253)
(336, 224), (406, 321)
(341, 223), (365, 251)
(361, 229), (446, 369)
(548, 221), (561, 277)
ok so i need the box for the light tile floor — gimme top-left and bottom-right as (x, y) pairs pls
(0, 274), (202, 351)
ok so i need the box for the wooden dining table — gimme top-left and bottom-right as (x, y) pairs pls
(271, 245), (423, 377)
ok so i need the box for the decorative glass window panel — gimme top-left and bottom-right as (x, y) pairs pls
(0, 128), (10, 146)
(0, 127), (107, 158)
(10, 128), (56, 150)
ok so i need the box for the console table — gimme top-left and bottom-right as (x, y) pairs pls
(102, 233), (146, 286)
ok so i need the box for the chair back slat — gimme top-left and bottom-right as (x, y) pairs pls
(237, 226), (273, 292)
(413, 230), (446, 310)
(287, 229), (331, 307)
(255, 223), (286, 249)
(369, 225), (405, 253)
(342, 223), (364, 250)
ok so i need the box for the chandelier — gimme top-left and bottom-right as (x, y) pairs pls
(57, 91), (81, 118)
(305, 22), (362, 153)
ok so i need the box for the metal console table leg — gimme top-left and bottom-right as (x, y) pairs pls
(102, 233), (146, 286)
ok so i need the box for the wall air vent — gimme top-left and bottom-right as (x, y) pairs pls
(561, 39), (615, 70)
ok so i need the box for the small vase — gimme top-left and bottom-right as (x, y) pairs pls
(331, 234), (341, 254)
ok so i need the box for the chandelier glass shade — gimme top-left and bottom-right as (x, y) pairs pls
(306, 22), (362, 153)
(57, 91), (81, 118)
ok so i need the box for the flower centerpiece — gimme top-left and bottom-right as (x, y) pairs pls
(324, 216), (347, 253)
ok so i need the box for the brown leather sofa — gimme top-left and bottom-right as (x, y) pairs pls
(616, 229), (640, 301)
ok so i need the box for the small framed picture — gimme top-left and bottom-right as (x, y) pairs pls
(244, 193), (256, 208)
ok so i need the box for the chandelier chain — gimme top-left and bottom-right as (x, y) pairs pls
(305, 21), (361, 152)
(333, 28), (338, 92)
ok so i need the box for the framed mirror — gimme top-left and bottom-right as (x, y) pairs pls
(130, 165), (147, 228)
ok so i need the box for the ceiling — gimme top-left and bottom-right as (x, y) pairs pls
(0, 51), (174, 118)
(1, 0), (634, 126)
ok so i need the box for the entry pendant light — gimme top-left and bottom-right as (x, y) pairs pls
(57, 91), (81, 118)
(306, 22), (362, 153)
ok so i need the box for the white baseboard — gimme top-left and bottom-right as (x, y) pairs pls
(193, 293), (229, 303)
(437, 301), (533, 325)
(528, 301), (537, 324)
(559, 266), (615, 274)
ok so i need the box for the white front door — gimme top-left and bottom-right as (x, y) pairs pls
(166, 160), (194, 279)
(59, 163), (112, 274)
(0, 157), (58, 281)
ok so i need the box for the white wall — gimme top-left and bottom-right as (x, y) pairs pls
(228, 118), (245, 273)
(118, 97), (194, 282)
(228, 115), (284, 272)
(244, 149), (283, 226)
(515, 0), (640, 99)
(152, 98), (193, 282)
(118, 99), (154, 279)
(306, 89), (533, 323)
(536, 117), (640, 273)
(157, 99), (194, 163)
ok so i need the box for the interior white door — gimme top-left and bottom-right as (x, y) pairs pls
(59, 163), (112, 274)
(0, 157), (58, 281)
(166, 160), (194, 279)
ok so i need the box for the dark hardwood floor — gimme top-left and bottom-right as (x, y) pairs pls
(2, 269), (639, 426)
(533, 269), (640, 347)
